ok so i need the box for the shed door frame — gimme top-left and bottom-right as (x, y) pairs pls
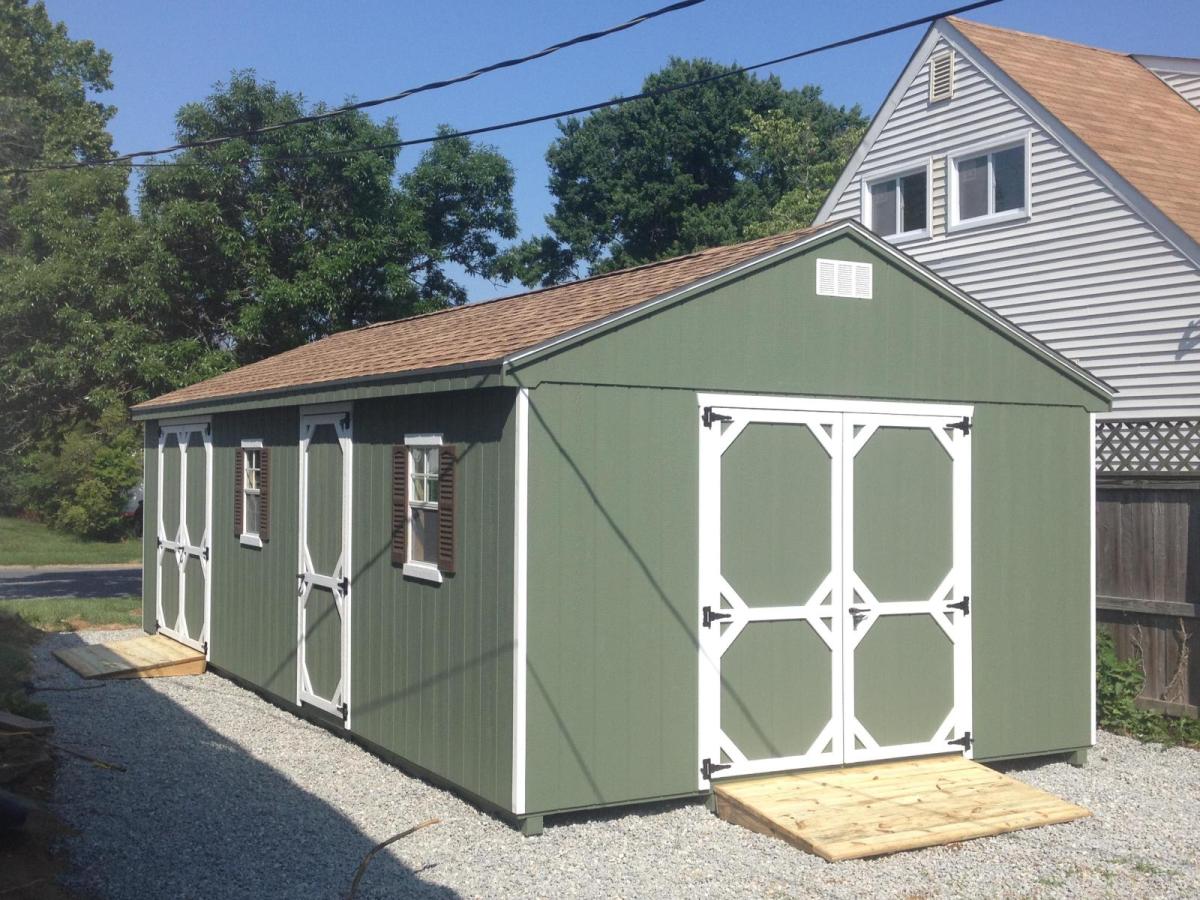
(697, 393), (973, 787)
(297, 404), (353, 727)
(155, 417), (212, 655)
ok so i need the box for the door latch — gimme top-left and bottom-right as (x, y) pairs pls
(848, 606), (871, 626)
(702, 606), (732, 628)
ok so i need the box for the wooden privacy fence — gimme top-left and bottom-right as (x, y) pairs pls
(1096, 482), (1200, 719)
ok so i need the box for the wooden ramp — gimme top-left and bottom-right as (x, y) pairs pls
(54, 634), (205, 680)
(713, 754), (1090, 861)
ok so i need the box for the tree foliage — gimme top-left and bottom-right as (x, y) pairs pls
(501, 58), (866, 285)
(1, 5), (517, 536)
(139, 74), (517, 364)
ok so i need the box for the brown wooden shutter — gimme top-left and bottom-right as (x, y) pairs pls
(233, 449), (244, 537)
(391, 444), (408, 565)
(437, 444), (457, 574)
(258, 447), (271, 542)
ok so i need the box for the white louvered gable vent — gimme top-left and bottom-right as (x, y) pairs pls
(929, 49), (955, 103)
(816, 259), (873, 299)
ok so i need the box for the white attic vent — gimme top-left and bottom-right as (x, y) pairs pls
(816, 259), (873, 299)
(929, 49), (955, 103)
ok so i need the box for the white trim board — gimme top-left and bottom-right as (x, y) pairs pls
(511, 387), (529, 815)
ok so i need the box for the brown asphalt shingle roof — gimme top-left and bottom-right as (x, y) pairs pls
(949, 17), (1200, 247)
(135, 226), (822, 411)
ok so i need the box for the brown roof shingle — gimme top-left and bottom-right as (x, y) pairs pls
(135, 226), (822, 411)
(949, 17), (1200, 247)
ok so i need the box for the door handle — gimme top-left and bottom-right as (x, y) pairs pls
(848, 606), (871, 626)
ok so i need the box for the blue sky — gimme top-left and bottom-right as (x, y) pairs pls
(46, 0), (1200, 301)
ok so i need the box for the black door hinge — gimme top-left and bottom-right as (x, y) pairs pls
(338, 702), (349, 721)
(702, 606), (732, 628)
(946, 416), (971, 435)
(340, 414), (351, 431)
(702, 407), (733, 429)
(947, 596), (970, 616)
(338, 575), (349, 594)
(202, 546), (210, 561)
(700, 757), (731, 781)
(948, 731), (973, 751)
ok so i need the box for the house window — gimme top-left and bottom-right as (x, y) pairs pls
(408, 445), (440, 566)
(866, 168), (928, 239)
(950, 137), (1029, 228)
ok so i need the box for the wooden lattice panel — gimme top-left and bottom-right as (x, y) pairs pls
(1096, 419), (1200, 475)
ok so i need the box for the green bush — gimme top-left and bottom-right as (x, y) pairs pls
(1097, 630), (1200, 746)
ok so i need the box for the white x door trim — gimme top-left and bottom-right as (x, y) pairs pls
(297, 406), (353, 727)
(155, 418), (212, 655)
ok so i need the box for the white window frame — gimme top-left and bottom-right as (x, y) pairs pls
(860, 160), (932, 243)
(239, 439), (263, 548)
(946, 132), (1032, 232)
(403, 433), (443, 583)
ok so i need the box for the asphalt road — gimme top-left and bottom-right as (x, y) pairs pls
(0, 566), (141, 600)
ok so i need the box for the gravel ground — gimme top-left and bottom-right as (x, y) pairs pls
(33, 629), (1200, 899)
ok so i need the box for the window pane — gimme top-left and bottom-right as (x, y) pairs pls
(411, 472), (425, 503)
(427, 474), (439, 504)
(992, 145), (1025, 213)
(957, 155), (989, 220)
(244, 492), (260, 534)
(410, 448), (426, 476)
(426, 448), (439, 476)
(869, 180), (897, 236)
(900, 171), (927, 233)
(411, 507), (439, 564)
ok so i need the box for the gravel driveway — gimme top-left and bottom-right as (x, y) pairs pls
(33, 630), (1200, 899)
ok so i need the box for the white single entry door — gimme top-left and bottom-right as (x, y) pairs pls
(697, 395), (972, 786)
(297, 408), (353, 726)
(156, 420), (212, 653)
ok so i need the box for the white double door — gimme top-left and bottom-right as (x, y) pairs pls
(156, 420), (212, 653)
(697, 396), (973, 785)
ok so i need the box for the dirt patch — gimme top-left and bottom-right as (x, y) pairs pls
(1, 745), (78, 898)
(61, 615), (140, 632)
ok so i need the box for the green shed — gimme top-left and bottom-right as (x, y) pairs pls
(131, 220), (1112, 834)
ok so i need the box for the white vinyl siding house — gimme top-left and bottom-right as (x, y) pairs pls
(1137, 56), (1200, 112)
(818, 28), (1200, 422)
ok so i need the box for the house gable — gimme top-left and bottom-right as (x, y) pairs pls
(815, 22), (1200, 419)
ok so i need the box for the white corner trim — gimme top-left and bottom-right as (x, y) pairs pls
(404, 433), (443, 446)
(512, 387), (529, 816)
(1089, 413), (1097, 747)
(239, 533), (263, 549)
(402, 561), (443, 584)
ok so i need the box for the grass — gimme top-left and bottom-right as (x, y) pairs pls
(0, 515), (141, 567)
(0, 597), (142, 633)
(0, 610), (48, 719)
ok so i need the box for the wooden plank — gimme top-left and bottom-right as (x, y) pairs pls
(1097, 595), (1200, 618)
(714, 755), (1090, 861)
(53, 634), (205, 680)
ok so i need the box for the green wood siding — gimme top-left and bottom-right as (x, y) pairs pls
(517, 235), (1100, 814)
(143, 389), (518, 811)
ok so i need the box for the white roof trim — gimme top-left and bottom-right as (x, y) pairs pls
(1133, 54), (1200, 77)
(816, 20), (1200, 270)
(504, 220), (1113, 400)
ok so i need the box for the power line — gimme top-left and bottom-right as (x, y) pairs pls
(3, 0), (707, 175)
(6, 0), (1003, 176)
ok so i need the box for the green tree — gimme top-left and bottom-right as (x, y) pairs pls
(501, 58), (865, 286)
(139, 73), (517, 363)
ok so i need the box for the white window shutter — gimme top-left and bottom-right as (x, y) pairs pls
(815, 259), (873, 300)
